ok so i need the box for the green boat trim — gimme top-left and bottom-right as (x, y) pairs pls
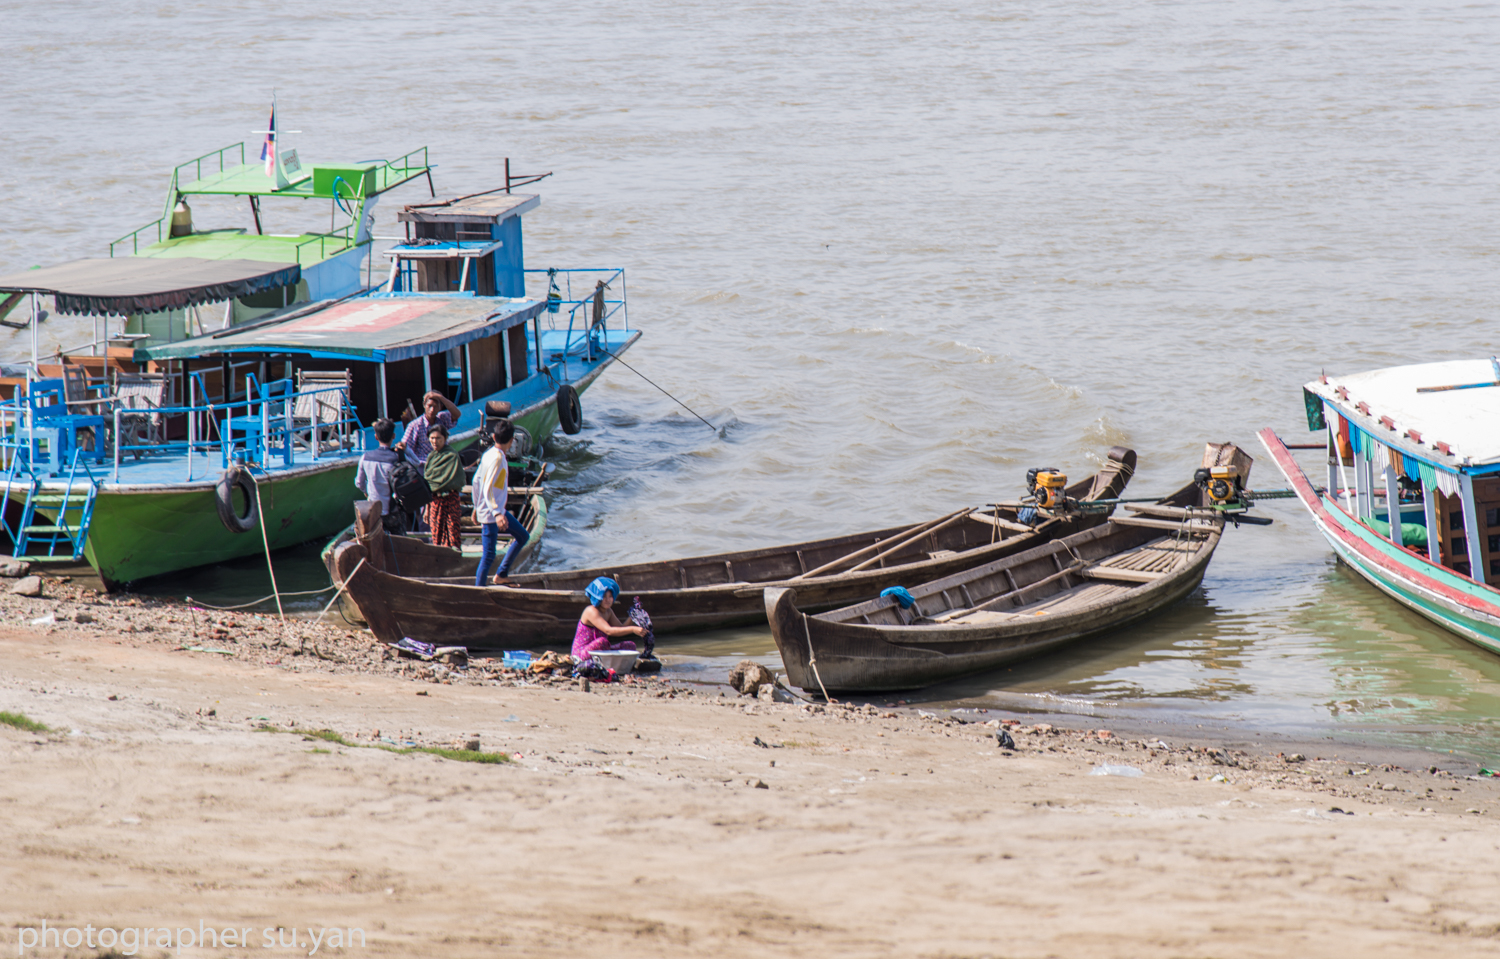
(1260, 428), (1500, 654)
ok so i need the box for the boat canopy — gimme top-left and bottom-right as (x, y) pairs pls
(1306, 358), (1500, 472)
(0, 257), (300, 316)
(137, 294), (546, 364)
(397, 193), (539, 225)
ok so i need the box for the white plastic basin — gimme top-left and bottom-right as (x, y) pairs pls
(590, 649), (639, 674)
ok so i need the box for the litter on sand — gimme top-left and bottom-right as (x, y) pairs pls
(1089, 765), (1144, 777)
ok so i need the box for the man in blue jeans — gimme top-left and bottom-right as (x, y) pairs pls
(473, 421), (529, 586)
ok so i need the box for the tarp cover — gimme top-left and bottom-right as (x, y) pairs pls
(0, 257), (300, 316)
(138, 295), (547, 364)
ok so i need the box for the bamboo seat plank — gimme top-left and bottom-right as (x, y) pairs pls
(1111, 515), (1214, 533)
(968, 512), (1035, 534)
(1078, 565), (1165, 584)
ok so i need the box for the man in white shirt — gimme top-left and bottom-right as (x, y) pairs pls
(473, 421), (530, 586)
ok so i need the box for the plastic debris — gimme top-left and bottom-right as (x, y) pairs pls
(29, 613), (55, 626)
(1210, 773), (1229, 783)
(1089, 764), (1144, 778)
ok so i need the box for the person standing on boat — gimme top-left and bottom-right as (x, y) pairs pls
(572, 577), (647, 665)
(354, 418), (400, 517)
(397, 391), (462, 468)
(423, 423), (465, 550)
(473, 421), (530, 586)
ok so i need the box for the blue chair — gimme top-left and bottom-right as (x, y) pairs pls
(224, 376), (295, 467)
(22, 378), (106, 475)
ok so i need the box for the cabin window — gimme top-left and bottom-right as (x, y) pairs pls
(1450, 512), (1466, 531)
(239, 284), (293, 309)
(1491, 535), (1500, 554)
(1492, 560), (1500, 576)
(1488, 508), (1500, 528)
(1453, 536), (1467, 557)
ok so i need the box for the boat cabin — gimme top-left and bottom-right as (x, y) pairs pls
(385, 192), (538, 297)
(1304, 358), (1500, 586)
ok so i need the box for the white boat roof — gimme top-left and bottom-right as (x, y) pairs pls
(1307, 357), (1500, 469)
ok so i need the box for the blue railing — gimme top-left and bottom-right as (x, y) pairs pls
(0, 380), (365, 484)
(524, 267), (630, 361)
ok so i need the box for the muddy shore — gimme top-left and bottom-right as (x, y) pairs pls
(5, 574), (1500, 956)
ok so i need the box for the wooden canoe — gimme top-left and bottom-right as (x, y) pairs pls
(328, 447), (1138, 647)
(321, 486), (548, 627)
(765, 443), (1250, 694)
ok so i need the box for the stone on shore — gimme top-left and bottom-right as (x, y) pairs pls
(0, 558), (32, 578)
(728, 659), (775, 695)
(10, 575), (43, 597)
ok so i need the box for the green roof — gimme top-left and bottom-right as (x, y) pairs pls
(135, 230), (356, 268)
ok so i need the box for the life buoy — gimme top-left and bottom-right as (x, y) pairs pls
(215, 466), (259, 534)
(557, 384), (583, 435)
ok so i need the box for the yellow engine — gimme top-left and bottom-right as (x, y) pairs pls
(1195, 465), (1242, 506)
(1027, 468), (1068, 509)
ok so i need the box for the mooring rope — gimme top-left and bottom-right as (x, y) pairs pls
(593, 345), (717, 433)
(802, 614), (834, 704)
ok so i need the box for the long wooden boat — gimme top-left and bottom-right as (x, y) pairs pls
(1259, 358), (1500, 652)
(326, 447), (1138, 646)
(322, 477), (549, 626)
(765, 444), (1249, 694)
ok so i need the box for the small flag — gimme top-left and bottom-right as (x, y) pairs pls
(260, 104), (276, 176)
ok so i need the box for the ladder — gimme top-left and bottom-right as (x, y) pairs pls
(2, 449), (101, 562)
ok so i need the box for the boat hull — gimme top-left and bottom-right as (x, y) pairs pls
(767, 562), (1210, 694)
(766, 444), (1244, 694)
(7, 355), (609, 587)
(1258, 428), (1500, 653)
(325, 450), (1140, 647)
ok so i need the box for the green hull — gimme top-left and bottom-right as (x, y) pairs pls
(81, 463), (358, 584)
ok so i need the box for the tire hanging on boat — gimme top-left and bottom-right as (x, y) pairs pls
(557, 384), (582, 435)
(214, 466), (259, 534)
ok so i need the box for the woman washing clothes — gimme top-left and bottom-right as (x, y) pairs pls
(572, 577), (648, 669)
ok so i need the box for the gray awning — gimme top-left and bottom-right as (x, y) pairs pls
(139, 295), (547, 364)
(0, 257), (300, 316)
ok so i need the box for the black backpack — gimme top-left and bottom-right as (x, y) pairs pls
(390, 457), (432, 516)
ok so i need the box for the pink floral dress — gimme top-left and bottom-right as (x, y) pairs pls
(571, 619), (636, 662)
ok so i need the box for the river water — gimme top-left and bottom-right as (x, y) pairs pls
(4, 1), (1500, 758)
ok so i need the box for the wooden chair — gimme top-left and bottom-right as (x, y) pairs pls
(293, 369), (353, 452)
(61, 365), (107, 414)
(113, 373), (169, 449)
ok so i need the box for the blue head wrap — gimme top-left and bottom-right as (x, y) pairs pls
(585, 577), (620, 606)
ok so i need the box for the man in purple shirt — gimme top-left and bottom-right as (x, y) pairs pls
(397, 391), (463, 468)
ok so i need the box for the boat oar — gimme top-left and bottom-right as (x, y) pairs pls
(790, 508), (971, 581)
(845, 509), (978, 574)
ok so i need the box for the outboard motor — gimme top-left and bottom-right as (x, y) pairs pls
(1026, 468), (1068, 509)
(1194, 465), (1244, 508)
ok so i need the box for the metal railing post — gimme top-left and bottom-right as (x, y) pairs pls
(186, 374), (195, 482)
(112, 408), (120, 483)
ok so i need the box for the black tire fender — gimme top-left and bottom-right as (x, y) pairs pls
(215, 466), (259, 534)
(557, 384), (583, 435)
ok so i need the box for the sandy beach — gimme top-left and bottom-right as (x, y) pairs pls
(4, 578), (1500, 958)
